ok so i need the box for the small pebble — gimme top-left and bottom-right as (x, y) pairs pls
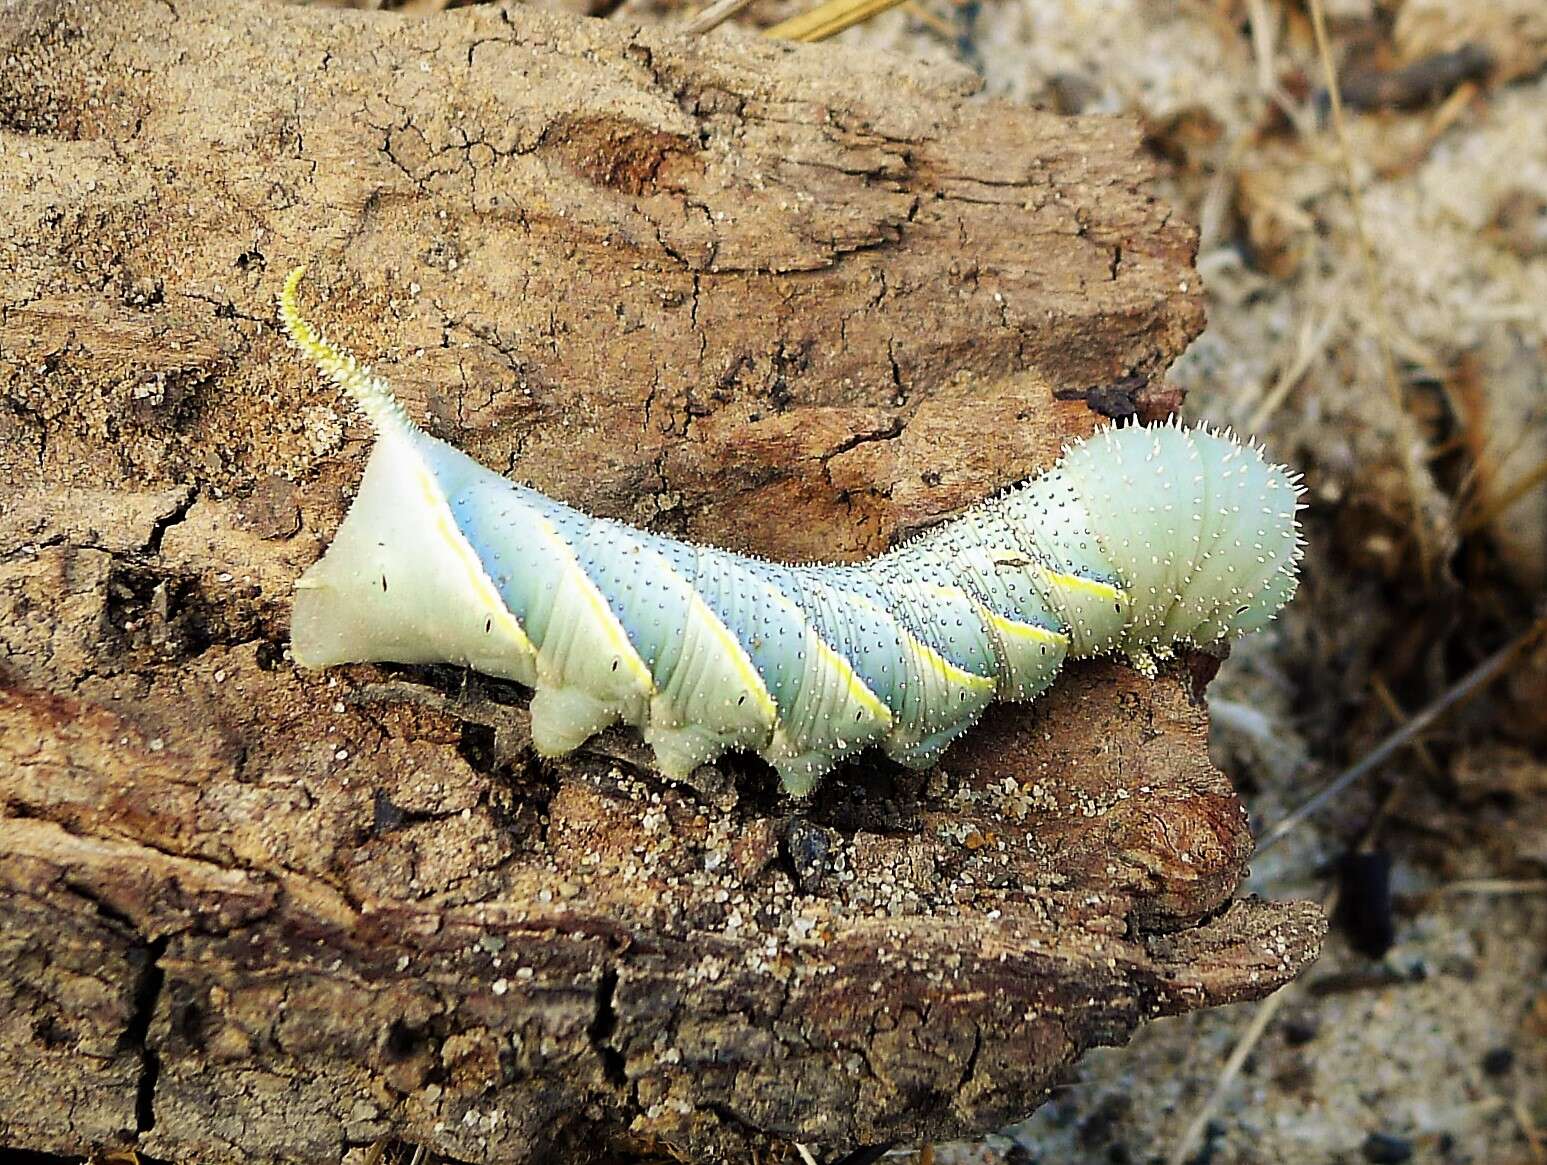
(783, 818), (840, 896)
(1481, 1046), (1514, 1076)
(1281, 1013), (1320, 1046)
(1362, 1132), (1413, 1164)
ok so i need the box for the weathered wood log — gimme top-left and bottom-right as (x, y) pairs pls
(0, 1), (1324, 1162)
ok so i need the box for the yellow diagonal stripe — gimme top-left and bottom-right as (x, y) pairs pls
(643, 547), (779, 726)
(761, 585), (893, 727)
(978, 607), (1069, 651)
(1040, 569), (1125, 605)
(419, 466), (538, 660)
(528, 513), (657, 695)
(852, 583), (996, 696)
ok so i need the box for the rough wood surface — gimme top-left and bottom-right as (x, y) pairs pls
(0, 1), (1323, 1162)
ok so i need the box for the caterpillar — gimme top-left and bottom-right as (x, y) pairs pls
(278, 268), (1304, 797)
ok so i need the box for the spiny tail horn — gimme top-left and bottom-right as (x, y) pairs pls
(277, 266), (414, 434)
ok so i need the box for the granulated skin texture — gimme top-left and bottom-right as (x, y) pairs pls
(281, 268), (1304, 794)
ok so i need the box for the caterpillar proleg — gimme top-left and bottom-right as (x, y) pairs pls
(279, 268), (1304, 796)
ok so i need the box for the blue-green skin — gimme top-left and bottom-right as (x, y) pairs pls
(280, 270), (1303, 797)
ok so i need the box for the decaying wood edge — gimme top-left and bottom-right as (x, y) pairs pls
(0, 0), (1323, 1162)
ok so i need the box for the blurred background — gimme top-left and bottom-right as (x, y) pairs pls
(308, 0), (1547, 1159)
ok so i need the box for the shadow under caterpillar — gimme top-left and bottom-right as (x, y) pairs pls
(279, 267), (1304, 796)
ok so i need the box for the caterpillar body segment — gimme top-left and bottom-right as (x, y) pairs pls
(289, 426), (540, 686)
(280, 269), (1303, 797)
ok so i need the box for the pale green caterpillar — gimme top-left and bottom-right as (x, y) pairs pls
(279, 268), (1304, 796)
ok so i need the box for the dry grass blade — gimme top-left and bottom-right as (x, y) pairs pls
(763, 0), (910, 42)
(1460, 456), (1547, 534)
(683, 0), (760, 35)
(1369, 675), (1443, 780)
(1438, 879), (1547, 896)
(899, 0), (954, 40)
(1513, 1095), (1547, 1165)
(1257, 615), (1547, 854)
(1307, 0), (1446, 576)
(1164, 984), (1298, 1165)
(1167, 880), (1343, 1165)
(1243, 298), (1340, 433)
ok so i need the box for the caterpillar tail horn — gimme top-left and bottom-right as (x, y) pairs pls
(277, 266), (415, 435)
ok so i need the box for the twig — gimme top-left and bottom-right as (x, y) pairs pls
(1168, 879), (1342, 1165)
(901, 0), (955, 41)
(1165, 985), (1294, 1165)
(1336, 45), (1491, 111)
(1369, 675), (1443, 781)
(682, 0), (759, 36)
(1460, 456), (1547, 534)
(1438, 879), (1547, 896)
(1257, 616), (1547, 854)
(1306, 0), (1441, 576)
(763, 0), (910, 42)
(1244, 297), (1340, 433)
(1512, 1095), (1547, 1165)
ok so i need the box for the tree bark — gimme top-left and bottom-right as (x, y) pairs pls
(0, 1), (1323, 1162)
